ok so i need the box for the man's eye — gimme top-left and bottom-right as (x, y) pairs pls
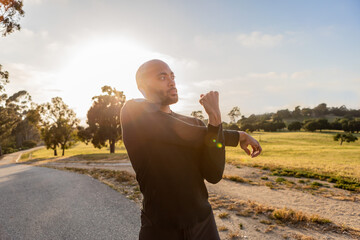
(159, 76), (166, 80)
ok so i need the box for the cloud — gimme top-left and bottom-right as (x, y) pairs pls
(26, 0), (43, 4)
(237, 32), (283, 48)
(290, 70), (311, 79)
(248, 72), (288, 79)
(192, 79), (224, 87)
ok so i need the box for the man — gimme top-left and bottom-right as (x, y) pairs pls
(120, 59), (262, 240)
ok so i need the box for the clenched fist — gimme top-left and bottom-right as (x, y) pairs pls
(199, 91), (221, 126)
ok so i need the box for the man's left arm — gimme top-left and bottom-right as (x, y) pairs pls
(197, 91), (262, 184)
(199, 122), (226, 184)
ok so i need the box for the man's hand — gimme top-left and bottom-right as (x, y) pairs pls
(238, 131), (262, 158)
(199, 91), (221, 126)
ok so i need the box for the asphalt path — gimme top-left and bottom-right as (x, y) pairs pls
(0, 148), (140, 240)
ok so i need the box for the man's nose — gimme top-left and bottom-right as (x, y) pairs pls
(168, 78), (175, 87)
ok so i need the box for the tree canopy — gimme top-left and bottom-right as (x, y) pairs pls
(39, 97), (79, 156)
(228, 106), (240, 124)
(0, 0), (25, 36)
(333, 133), (358, 145)
(80, 86), (126, 153)
(191, 110), (205, 121)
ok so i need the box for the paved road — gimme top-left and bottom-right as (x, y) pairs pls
(0, 149), (140, 240)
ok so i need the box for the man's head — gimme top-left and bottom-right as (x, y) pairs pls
(136, 59), (178, 106)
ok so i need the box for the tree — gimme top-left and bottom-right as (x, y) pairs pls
(227, 124), (240, 131)
(0, 90), (32, 155)
(0, 105), (19, 154)
(303, 120), (319, 132)
(240, 123), (255, 132)
(56, 117), (78, 156)
(288, 121), (302, 131)
(339, 119), (350, 132)
(76, 125), (92, 144)
(12, 108), (41, 148)
(190, 110), (204, 121)
(0, 64), (9, 96)
(329, 105), (348, 116)
(228, 106), (240, 124)
(271, 113), (283, 123)
(0, 0), (25, 36)
(301, 108), (312, 117)
(348, 120), (360, 133)
(313, 103), (328, 117)
(41, 125), (59, 156)
(317, 119), (329, 132)
(276, 109), (292, 119)
(258, 121), (285, 132)
(333, 133), (358, 145)
(40, 97), (79, 156)
(292, 106), (302, 119)
(330, 119), (342, 130)
(85, 86), (126, 153)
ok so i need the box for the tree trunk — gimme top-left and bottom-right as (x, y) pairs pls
(62, 144), (65, 156)
(54, 148), (57, 156)
(110, 140), (115, 154)
(0, 145), (2, 156)
(340, 138), (343, 145)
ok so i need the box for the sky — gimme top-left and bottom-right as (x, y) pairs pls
(1, 0), (359, 124)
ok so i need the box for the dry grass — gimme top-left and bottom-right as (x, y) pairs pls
(218, 226), (228, 231)
(290, 233), (317, 240)
(264, 225), (276, 233)
(223, 175), (249, 183)
(208, 193), (360, 239)
(218, 212), (229, 219)
(271, 208), (331, 224)
(228, 231), (241, 239)
(260, 219), (272, 225)
(265, 181), (276, 189)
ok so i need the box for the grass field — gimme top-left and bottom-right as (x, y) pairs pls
(20, 142), (128, 162)
(21, 131), (360, 182)
(226, 131), (360, 181)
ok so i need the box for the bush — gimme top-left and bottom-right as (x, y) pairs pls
(303, 120), (319, 132)
(22, 140), (37, 148)
(288, 121), (302, 131)
(4, 147), (17, 154)
(240, 123), (256, 132)
(227, 124), (240, 131)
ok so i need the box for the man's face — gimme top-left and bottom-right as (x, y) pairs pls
(141, 61), (178, 106)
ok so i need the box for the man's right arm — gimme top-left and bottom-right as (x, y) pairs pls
(121, 99), (211, 149)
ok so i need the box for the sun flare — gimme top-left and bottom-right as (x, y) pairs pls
(54, 36), (175, 124)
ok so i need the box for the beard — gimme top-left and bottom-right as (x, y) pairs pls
(147, 86), (178, 105)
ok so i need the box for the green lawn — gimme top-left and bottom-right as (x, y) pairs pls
(226, 131), (360, 180)
(20, 142), (128, 162)
(22, 131), (360, 181)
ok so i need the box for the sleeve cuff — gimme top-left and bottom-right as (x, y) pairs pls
(224, 130), (239, 147)
(205, 124), (225, 148)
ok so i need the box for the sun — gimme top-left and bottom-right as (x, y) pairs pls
(53, 36), (174, 124)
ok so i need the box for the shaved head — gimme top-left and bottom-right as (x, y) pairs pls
(135, 59), (178, 105)
(136, 59), (168, 89)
